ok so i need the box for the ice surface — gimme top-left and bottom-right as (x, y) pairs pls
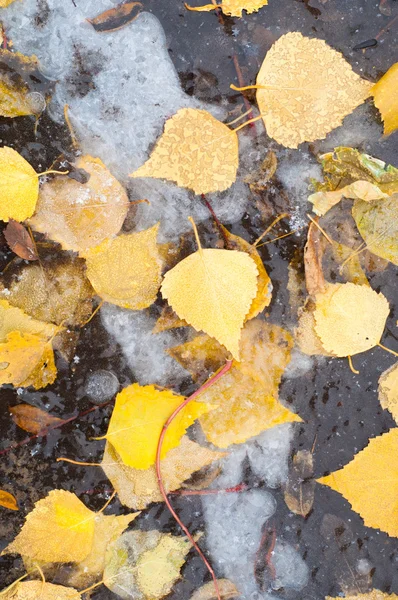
(246, 424), (294, 489)
(84, 369), (119, 403)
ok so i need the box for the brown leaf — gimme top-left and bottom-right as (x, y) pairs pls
(283, 450), (315, 517)
(10, 404), (63, 434)
(4, 220), (38, 261)
(88, 1), (143, 32)
(0, 489), (18, 511)
(304, 222), (326, 296)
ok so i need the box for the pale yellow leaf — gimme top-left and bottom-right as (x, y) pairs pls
(3, 490), (96, 563)
(352, 194), (398, 266)
(103, 383), (214, 470)
(295, 302), (332, 356)
(256, 32), (372, 148)
(161, 248), (259, 360)
(168, 333), (229, 383)
(0, 0), (19, 6)
(185, 0), (268, 17)
(0, 147), (39, 222)
(83, 224), (162, 309)
(102, 436), (226, 509)
(371, 62), (398, 136)
(190, 580), (239, 600)
(378, 362), (398, 424)
(314, 282), (389, 357)
(130, 108), (238, 195)
(309, 180), (388, 217)
(0, 330), (56, 389)
(318, 429), (398, 537)
(0, 299), (57, 341)
(1, 581), (81, 600)
(30, 156), (129, 252)
(326, 592), (398, 600)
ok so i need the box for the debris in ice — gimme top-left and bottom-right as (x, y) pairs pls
(84, 369), (119, 403)
(246, 424), (294, 489)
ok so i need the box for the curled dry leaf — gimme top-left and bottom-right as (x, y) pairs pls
(192, 319), (301, 448)
(0, 147), (39, 222)
(352, 194), (398, 266)
(318, 429), (398, 537)
(0, 49), (46, 118)
(84, 224), (163, 310)
(255, 33), (372, 148)
(371, 62), (398, 136)
(88, 1), (143, 32)
(4, 220), (38, 261)
(30, 156), (129, 252)
(284, 450), (315, 517)
(103, 383), (214, 470)
(0, 489), (18, 511)
(167, 333), (229, 384)
(104, 529), (192, 600)
(130, 108), (239, 195)
(190, 579), (239, 600)
(9, 404), (63, 434)
(314, 282), (389, 357)
(220, 224), (272, 320)
(309, 180), (388, 217)
(185, 0), (268, 17)
(378, 362), (398, 424)
(304, 222), (327, 296)
(1, 581), (81, 600)
(102, 436), (225, 509)
(161, 246), (259, 360)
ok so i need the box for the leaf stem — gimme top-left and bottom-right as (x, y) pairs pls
(156, 360), (232, 600)
(188, 216), (204, 257)
(378, 342), (398, 357)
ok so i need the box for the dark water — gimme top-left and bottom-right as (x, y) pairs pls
(1, 0), (398, 598)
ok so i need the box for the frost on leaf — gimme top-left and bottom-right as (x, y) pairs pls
(161, 247), (259, 360)
(314, 282), (389, 357)
(0, 49), (46, 118)
(102, 436), (225, 509)
(103, 383), (214, 470)
(191, 319), (301, 448)
(185, 0), (268, 18)
(30, 156), (129, 252)
(1, 581), (81, 600)
(318, 429), (398, 537)
(104, 529), (192, 600)
(0, 147), (39, 222)
(130, 108), (239, 195)
(371, 62), (398, 136)
(378, 362), (398, 424)
(255, 33), (372, 148)
(352, 194), (398, 266)
(83, 224), (163, 310)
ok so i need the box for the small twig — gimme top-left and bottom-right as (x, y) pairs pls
(170, 483), (247, 496)
(201, 194), (229, 246)
(375, 12), (398, 41)
(156, 360), (233, 600)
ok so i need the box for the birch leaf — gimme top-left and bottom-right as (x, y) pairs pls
(3, 490), (96, 563)
(0, 299), (57, 341)
(326, 593), (398, 600)
(0, 147), (40, 222)
(161, 247), (259, 360)
(130, 108), (239, 195)
(167, 333), (229, 383)
(1, 582), (81, 600)
(371, 62), (398, 136)
(102, 436), (225, 509)
(190, 580), (239, 600)
(84, 225), (162, 310)
(4, 219), (38, 260)
(197, 319), (301, 448)
(314, 283), (389, 357)
(0, 490), (18, 511)
(309, 180), (388, 217)
(0, 49), (45, 118)
(256, 32), (372, 148)
(0, 331), (57, 389)
(185, 0), (268, 17)
(30, 156), (129, 252)
(378, 362), (398, 424)
(152, 305), (188, 333)
(318, 429), (398, 537)
(103, 383), (214, 470)
(0, 0), (19, 6)
(352, 194), (398, 265)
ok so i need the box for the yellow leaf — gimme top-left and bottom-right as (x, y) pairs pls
(197, 319), (301, 448)
(378, 362), (398, 424)
(0, 489), (18, 511)
(168, 333), (229, 383)
(0, 0), (19, 6)
(103, 383), (214, 470)
(371, 62), (398, 136)
(326, 593), (398, 600)
(0, 49), (46, 118)
(30, 156), (129, 252)
(83, 224), (163, 309)
(352, 194), (398, 266)
(104, 529), (192, 599)
(309, 180), (388, 217)
(0, 299), (57, 341)
(255, 32), (372, 148)
(219, 224), (272, 320)
(1, 581), (81, 600)
(0, 330), (56, 389)
(295, 302), (333, 356)
(161, 246), (259, 360)
(102, 436), (225, 509)
(185, 0), (268, 17)
(314, 283), (390, 357)
(318, 429), (398, 537)
(0, 147), (40, 222)
(130, 108), (239, 195)
(3, 490), (96, 563)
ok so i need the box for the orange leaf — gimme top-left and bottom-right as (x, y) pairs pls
(10, 404), (63, 434)
(4, 220), (38, 261)
(0, 489), (18, 511)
